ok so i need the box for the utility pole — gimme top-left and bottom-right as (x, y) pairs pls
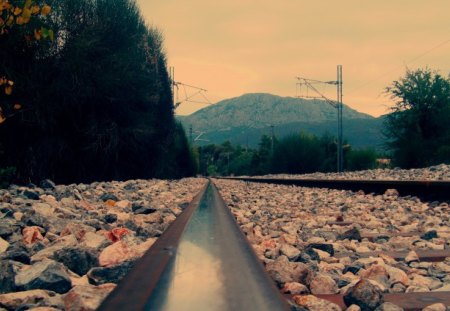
(296, 65), (344, 173)
(169, 66), (211, 109)
(169, 66), (175, 107)
(270, 125), (275, 154)
(337, 65), (343, 173)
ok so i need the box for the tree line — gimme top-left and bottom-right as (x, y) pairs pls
(0, 0), (196, 185)
(196, 133), (379, 176)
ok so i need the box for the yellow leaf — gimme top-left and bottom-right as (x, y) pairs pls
(40, 5), (51, 16)
(13, 103), (22, 110)
(0, 17), (4, 26)
(6, 15), (13, 26)
(1, 2), (11, 10)
(31, 5), (39, 14)
(13, 6), (21, 15)
(7, 80), (13, 86)
(24, 0), (32, 9)
(4, 85), (12, 95)
(0, 107), (5, 123)
(15, 16), (24, 25)
(16, 16), (24, 25)
(22, 8), (31, 19)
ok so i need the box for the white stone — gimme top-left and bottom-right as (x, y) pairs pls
(421, 303), (447, 311)
(0, 236), (9, 254)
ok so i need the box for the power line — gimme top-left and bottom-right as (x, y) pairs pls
(169, 66), (211, 109)
(347, 38), (450, 94)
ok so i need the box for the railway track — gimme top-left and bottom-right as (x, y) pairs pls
(98, 180), (290, 311)
(99, 178), (450, 311)
(221, 177), (450, 202)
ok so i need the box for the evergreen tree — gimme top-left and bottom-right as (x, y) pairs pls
(0, 0), (195, 183)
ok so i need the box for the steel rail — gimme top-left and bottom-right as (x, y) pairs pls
(98, 180), (289, 311)
(303, 292), (450, 311)
(335, 249), (450, 262)
(220, 177), (450, 202)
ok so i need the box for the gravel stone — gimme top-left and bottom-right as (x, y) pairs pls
(0, 260), (16, 294)
(87, 260), (136, 285)
(64, 284), (116, 311)
(0, 290), (63, 310)
(99, 193), (118, 202)
(39, 179), (56, 190)
(15, 259), (72, 294)
(374, 302), (404, 311)
(292, 295), (342, 311)
(343, 279), (384, 311)
(53, 247), (99, 276)
(1, 242), (30, 264)
(421, 303), (447, 311)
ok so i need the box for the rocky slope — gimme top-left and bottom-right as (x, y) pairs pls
(179, 93), (373, 130)
(177, 93), (384, 149)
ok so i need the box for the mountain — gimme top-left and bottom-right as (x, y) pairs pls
(177, 93), (385, 149)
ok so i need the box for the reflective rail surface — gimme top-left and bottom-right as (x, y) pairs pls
(98, 180), (289, 311)
(221, 177), (450, 202)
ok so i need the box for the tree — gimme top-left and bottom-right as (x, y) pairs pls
(0, 0), (195, 183)
(271, 132), (324, 174)
(346, 148), (377, 171)
(0, 0), (53, 123)
(384, 68), (450, 167)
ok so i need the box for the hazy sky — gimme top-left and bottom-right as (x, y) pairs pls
(137, 1), (449, 117)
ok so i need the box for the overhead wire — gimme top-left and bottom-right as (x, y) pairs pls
(347, 38), (450, 95)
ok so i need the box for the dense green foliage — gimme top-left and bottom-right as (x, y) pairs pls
(197, 133), (378, 176)
(0, 166), (15, 189)
(0, 0), (193, 184)
(346, 148), (377, 171)
(271, 133), (335, 174)
(384, 68), (450, 168)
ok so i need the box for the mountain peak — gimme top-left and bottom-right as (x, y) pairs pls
(180, 93), (373, 131)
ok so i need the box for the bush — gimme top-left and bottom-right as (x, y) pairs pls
(346, 148), (377, 171)
(0, 167), (16, 188)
